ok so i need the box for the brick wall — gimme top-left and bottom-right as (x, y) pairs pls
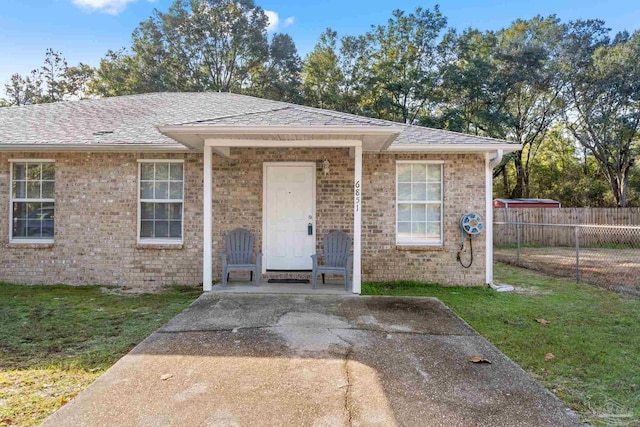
(362, 153), (486, 286)
(0, 152), (203, 291)
(0, 150), (486, 289)
(212, 148), (353, 280)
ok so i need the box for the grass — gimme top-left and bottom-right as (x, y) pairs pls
(364, 263), (640, 426)
(0, 284), (200, 427)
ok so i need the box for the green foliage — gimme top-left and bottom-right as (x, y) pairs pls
(248, 33), (302, 102)
(361, 6), (448, 123)
(2, 5), (639, 207)
(564, 27), (640, 207)
(301, 29), (342, 110)
(88, 0), (303, 98)
(364, 264), (640, 426)
(1, 49), (94, 105)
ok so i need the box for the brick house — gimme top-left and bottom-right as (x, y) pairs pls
(0, 92), (520, 293)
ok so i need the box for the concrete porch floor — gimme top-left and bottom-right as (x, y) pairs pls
(211, 280), (354, 295)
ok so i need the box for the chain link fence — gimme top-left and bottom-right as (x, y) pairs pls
(494, 220), (640, 297)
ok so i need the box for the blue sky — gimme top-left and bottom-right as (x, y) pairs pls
(1, 0), (639, 90)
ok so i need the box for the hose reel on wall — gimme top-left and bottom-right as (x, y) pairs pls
(457, 213), (484, 268)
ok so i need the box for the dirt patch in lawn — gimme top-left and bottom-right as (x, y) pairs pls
(495, 247), (640, 297)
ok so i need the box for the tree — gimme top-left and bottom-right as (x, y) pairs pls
(434, 29), (499, 134)
(62, 63), (95, 99)
(91, 0), (272, 95)
(491, 16), (569, 198)
(248, 33), (302, 102)
(301, 29), (343, 109)
(2, 72), (43, 106)
(1, 50), (94, 106)
(363, 6), (448, 123)
(433, 17), (569, 198)
(39, 49), (69, 103)
(336, 34), (370, 114)
(499, 124), (613, 207)
(88, 49), (141, 96)
(564, 27), (640, 207)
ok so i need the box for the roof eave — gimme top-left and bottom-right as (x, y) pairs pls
(157, 125), (404, 136)
(0, 144), (194, 153)
(388, 143), (522, 153)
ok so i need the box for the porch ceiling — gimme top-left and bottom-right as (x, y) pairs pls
(156, 125), (402, 152)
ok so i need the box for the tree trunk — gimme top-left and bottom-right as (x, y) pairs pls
(606, 170), (625, 208)
(617, 169), (629, 208)
(510, 150), (524, 199)
(523, 168), (531, 198)
(502, 167), (510, 197)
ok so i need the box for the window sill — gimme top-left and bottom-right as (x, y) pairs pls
(7, 241), (54, 249)
(136, 242), (184, 250)
(396, 244), (444, 252)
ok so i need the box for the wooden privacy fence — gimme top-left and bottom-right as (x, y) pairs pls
(493, 208), (640, 247)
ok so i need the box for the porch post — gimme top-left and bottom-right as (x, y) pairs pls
(203, 144), (213, 291)
(353, 145), (363, 294)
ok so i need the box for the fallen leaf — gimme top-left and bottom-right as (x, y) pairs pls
(88, 367), (101, 373)
(544, 353), (555, 361)
(470, 356), (492, 364)
(1, 417), (13, 425)
(160, 373), (174, 381)
(536, 318), (551, 325)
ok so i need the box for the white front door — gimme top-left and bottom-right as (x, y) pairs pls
(264, 163), (316, 270)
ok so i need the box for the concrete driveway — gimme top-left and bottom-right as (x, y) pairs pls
(42, 294), (581, 427)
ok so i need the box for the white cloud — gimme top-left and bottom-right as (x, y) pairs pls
(264, 10), (294, 32)
(283, 16), (295, 28)
(264, 10), (280, 32)
(71, 0), (154, 15)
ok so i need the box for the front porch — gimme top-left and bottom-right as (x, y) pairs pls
(200, 140), (369, 295)
(210, 279), (355, 295)
(157, 125), (401, 296)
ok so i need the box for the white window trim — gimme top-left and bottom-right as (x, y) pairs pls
(395, 160), (444, 246)
(137, 159), (185, 245)
(8, 159), (56, 244)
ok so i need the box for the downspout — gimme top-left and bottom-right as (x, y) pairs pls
(485, 150), (503, 285)
(490, 149), (504, 169)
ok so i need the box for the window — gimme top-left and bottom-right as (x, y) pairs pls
(396, 161), (443, 245)
(138, 160), (184, 242)
(10, 161), (55, 242)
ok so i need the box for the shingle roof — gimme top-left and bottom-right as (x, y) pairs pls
(0, 92), (515, 148)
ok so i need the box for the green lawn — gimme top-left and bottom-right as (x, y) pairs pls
(364, 263), (640, 426)
(0, 284), (200, 427)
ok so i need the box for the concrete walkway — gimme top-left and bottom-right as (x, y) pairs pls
(211, 280), (353, 295)
(42, 294), (581, 427)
